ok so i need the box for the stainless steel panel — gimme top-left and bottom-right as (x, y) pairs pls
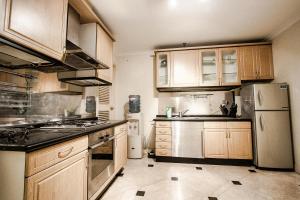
(172, 121), (204, 158)
(255, 111), (293, 168)
(253, 83), (289, 111)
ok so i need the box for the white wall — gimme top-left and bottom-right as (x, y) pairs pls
(114, 52), (158, 149)
(272, 20), (300, 173)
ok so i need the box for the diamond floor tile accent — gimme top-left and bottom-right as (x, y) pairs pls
(136, 191), (145, 196)
(232, 180), (242, 185)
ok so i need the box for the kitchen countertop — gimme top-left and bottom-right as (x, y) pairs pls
(0, 120), (127, 152)
(154, 115), (251, 122)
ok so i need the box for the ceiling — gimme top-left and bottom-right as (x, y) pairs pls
(88, 0), (300, 55)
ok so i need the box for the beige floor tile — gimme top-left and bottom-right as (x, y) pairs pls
(101, 158), (300, 200)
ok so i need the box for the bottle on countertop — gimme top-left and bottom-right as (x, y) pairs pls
(166, 106), (172, 118)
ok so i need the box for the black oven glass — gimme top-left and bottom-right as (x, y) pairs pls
(91, 140), (114, 180)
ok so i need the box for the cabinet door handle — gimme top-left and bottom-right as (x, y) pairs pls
(58, 147), (74, 158)
(159, 131), (167, 134)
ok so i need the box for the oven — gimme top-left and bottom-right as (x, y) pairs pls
(88, 128), (115, 199)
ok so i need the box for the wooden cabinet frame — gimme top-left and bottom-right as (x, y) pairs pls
(198, 49), (220, 86)
(170, 50), (199, 87)
(219, 47), (241, 86)
(156, 52), (171, 88)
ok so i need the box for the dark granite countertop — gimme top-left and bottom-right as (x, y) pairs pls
(154, 115), (251, 122)
(0, 120), (127, 152)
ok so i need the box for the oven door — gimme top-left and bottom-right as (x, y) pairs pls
(88, 138), (115, 199)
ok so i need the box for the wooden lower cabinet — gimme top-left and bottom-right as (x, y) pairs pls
(25, 150), (88, 200)
(228, 129), (252, 159)
(155, 122), (172, 157)
(115, 131), (128, 172)
(204, 129), (228, 159)
(204, 122), (252, 160)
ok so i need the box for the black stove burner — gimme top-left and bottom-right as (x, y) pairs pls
(44, 119), (110, 128)
(0, 128), (31, 143)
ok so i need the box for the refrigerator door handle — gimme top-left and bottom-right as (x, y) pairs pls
(259, 114), (264, 131)
(258, 90), (263, 106)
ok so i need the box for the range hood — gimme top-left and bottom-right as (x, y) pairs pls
(62, 40), (109, 70)
(62, 6), (109, 71)
(57, 70), (112, 87)
(0, 37), (70, 72)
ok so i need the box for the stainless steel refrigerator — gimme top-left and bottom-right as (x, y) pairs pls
(241, 83), (293, 169)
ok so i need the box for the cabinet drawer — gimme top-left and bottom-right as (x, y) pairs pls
(227, 122), (251, 129)
(156, 149), (171, 157)
(156, 134), (172, 142)
(26, 136), (88, 177)
(204, 122), (227, 129)
(156, 121), (171, 128)
(156, 128), (172, 135)
(156, 142), (171, 149)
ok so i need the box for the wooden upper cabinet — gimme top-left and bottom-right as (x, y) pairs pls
(170, 50), (198, 87)
(79, 23), (114, 82)
(0, 0), (68, 60)
(256, 45), (274, 80)
(32, 72), (82, 94)
(228, 129), (253, 159)
(97, 24), (113, 68)
(239, 45), (274, 80)
(156, 52), (171, 87)
(239, 46), (257, 80)
(199, 49), (220, 86)
(219, 47), (241, 86)
(155, 43), (274, 89)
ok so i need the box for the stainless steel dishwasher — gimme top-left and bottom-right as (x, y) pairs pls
(172, 121), (204, 158)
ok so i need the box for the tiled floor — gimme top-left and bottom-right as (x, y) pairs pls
(101, 158), (300, 200)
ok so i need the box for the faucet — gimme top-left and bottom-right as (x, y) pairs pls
(178, 109), (189, 118)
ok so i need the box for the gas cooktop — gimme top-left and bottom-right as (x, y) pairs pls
(40, 120), (111, 129)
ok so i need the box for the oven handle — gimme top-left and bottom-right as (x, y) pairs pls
(88, 136), (115, 150)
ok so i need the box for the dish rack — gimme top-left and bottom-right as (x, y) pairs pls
(0, 68), (36, 108)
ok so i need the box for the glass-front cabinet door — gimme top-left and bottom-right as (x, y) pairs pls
(199, 49), (219, 86)
(156, 52), (170, 87)
(219, 48), (241, 86)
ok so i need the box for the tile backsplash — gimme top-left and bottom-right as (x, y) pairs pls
(0, 93), (82, 117)
(158, 91), (237, 115)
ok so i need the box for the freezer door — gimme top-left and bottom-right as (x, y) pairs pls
(255, 111), (293, 169)
(254, 84), (289, 110)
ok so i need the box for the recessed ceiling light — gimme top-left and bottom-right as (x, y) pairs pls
(169, 0), (177, 8)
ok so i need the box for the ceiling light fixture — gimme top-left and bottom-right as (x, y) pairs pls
(169, 0), (177, 8)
